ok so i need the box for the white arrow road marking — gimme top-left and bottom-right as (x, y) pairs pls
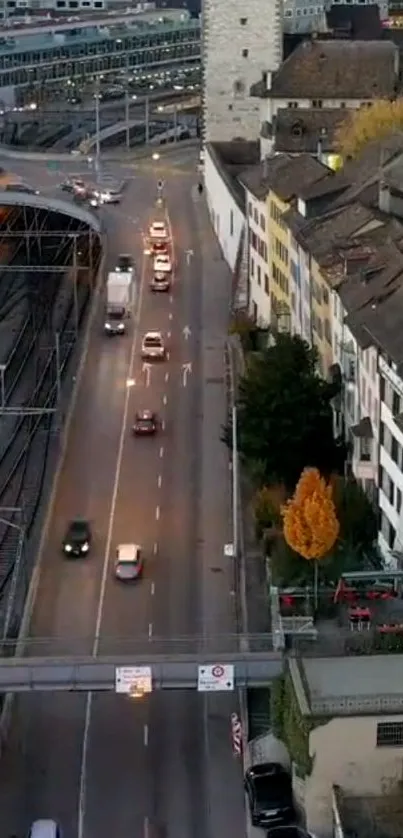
(183, 325), (191, 340)
(142, 362), (152, 387)
(182, 362), (192, 387)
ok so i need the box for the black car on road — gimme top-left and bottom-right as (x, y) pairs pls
(244, 763), (295, 829)
(63, 519), (92, 557)
(116, 254), (133, 273)
(132, 410), (158, 435)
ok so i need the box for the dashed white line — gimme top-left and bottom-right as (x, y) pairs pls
(169, 312), (173, 320)
(144, 816), (150, 838)
(166, 351), (170, 361)
(151, 581), (155, 595)
(158, 474), (162, 488)
(167, 331), (171, 339)
(155, 505), (160, 521)
(163, 395), (167, 406)
(159, 445), (164, 458)
(153, 541), (158, 555)
(148, 622), (153, 638)
(169, 294), (174, 304)
(144, 724), (149, 746)
(164, 372), (169, 382)
(161, 419), (166, 431)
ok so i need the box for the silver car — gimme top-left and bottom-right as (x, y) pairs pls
(141, 331), (165, 360)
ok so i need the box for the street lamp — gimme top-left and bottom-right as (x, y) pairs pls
(152, 152), (160, 161)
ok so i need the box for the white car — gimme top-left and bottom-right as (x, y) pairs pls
(149, 221), (168, 240)
(141, 331), (166, 360)
(93, 188), (121, 204)
(153, 254), (172, 274)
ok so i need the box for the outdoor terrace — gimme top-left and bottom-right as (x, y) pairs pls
(334, 785), (403, 838)
(272, 570), (403, 657)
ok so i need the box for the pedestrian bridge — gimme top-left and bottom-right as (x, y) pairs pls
(0, 635), (284, 692)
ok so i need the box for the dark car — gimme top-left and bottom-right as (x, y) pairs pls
(116, 254), (133, 273)
(5, 183), (39, 195)
(132, 410), (158, 435)
(63, 519), (92, 557)
(244, 763), (295, 829)
(151, 240), (168, 256)
(267, 828), (313, 838)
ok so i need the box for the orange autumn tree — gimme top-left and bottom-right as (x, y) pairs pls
(282, 467), (339, 605)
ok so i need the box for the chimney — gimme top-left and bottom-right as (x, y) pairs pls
(379, 180), (391, 214)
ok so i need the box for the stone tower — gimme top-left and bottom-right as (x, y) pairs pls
(202, 0), (283, 143)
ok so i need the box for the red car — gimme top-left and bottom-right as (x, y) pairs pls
(132, 410), (158, 435)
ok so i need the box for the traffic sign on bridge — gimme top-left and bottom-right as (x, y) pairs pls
(197, 663), (234, 692)
(115, 665), (152, 696)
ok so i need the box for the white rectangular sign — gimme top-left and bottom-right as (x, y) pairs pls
(115, 666), (152, 695)
(197, 663), (234, 692)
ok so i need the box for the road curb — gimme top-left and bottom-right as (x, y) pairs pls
(0, 242), (106, 752)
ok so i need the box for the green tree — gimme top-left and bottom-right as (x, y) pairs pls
(224, 334), (345, 489)
(331, 475), (379, 554)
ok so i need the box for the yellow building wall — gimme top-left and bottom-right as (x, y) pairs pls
(268, 190), (292, 331)
(310, 257), (333, 376)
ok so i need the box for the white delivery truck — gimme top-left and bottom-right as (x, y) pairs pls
(104, 271), (133, 335)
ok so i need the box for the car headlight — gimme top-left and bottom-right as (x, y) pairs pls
(118, 324), (125, 331)
(65, 544), (72, 552)
(81, 543), (89, 552)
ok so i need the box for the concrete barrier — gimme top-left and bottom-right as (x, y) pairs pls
(0, 138), (198, 164)
(0, 237), (106, 750)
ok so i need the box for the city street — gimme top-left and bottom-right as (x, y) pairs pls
(0, 157), (245, 838)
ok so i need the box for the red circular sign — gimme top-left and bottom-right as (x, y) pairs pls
(212, 665), (225, 678)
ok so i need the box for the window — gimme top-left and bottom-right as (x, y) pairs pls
(377, 722), (403, 747)
(257, 265), (261, 286)
(397, 489), (402, 514)
(380, 376), (385, 402)
(254, 208), (258, 224)
(250, 258), (254, 277)
(322, 286), (329, 305)
(264, 274), (269, 294)
(391, 435), (400, 465)
(230, 210), (234, 237)
(248, 202), (253, 217)
(393, 390), (401, 416)
(389, 476), (395, 506)
(242, 49), (249, 57)
(260, 213), (266, 232)
(240, 16), (247, 23)
(312, 99), (323, 108)
(324, 318), (331, 344)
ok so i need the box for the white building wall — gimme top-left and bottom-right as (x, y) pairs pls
(246, 191), (271, 325)
(203, 0), (283, 143)
(355, 345), (380, 475)
(305, 715), (403, 838)
(378, 356), (403, 563)
(204, 145), (245, 271)
(299, 245), (311, 344)
(289, 235), (302, 335)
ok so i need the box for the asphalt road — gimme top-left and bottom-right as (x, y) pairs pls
(0, 159), (245, 838)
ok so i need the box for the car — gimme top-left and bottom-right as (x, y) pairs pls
(104, 312), (125, 335)
(62, 519), (92, 557)
(244, 763), (295, 829)
(28, 820), (62, 838)
(150, 240), (168, 256)
(133, 409), (158, 435)
(71, 179), (87, 196)
(149, 220), (168, 241)
(61, 178), (84, 193)
(94, 187), (121, 204)
(141, 331), (165, 360)
(153, 253), (172, 274)
(5, 182), (40, 195)
(267, 828), (317, 838)
(116, 254), (133, 273)
(150, 272), (170, 292)
(114, 543), (143, 581)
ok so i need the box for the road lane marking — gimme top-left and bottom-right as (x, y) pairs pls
(78, 207), (148, 838)
(148, 621), (153, 638)
(167, 331), (171, 339)
(155, 505), (160, 521)
(169, 294), (173, 304)
(164, 372), (169, 382)
(153, 542), (158, 554)
(169, 312), (173, 320)
(158, 474), (162, 488)
(161, 419), (165, 431)
(163, 395), (167, 405)
(151, 581), (155, 595)
(166, 351), (170, 360)
(144, 816), (150, 838)
(144, 724), (149, 746)
(159, 446), (164, 458)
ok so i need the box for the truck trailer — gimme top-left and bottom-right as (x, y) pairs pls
(104, 271), (133, 335)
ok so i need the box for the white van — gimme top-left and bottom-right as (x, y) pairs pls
(28, 820), (61, 838)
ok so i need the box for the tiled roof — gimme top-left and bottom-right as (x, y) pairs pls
(239, 153), (328, 202)
(297, 202), (377, 265)
(272, 108), (345, 154)
(325, 5), (382, 39)
(252, 39), (399, 100)
(206, 141), (260, 211)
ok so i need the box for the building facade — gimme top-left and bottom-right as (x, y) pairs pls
(378, 355), (403, 562)
(202, 0), (282, 142)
